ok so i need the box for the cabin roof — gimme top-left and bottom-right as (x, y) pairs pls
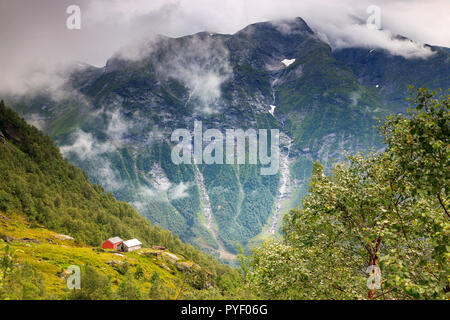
(123, 239), (142, 247)
(106, 237), (123, 244)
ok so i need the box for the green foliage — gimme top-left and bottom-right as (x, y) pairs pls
(380, 87), (450, 204)
(148, 271), (163, 299)
(245, 88), (450, 300)
(70, 265), (112, 300)
(0, 244), (46, 300)
(0, 263), (46, 300)
(115, 272), (142, 300)
(0, 245), (15, 276)
(0, 102), (238, 290)
(114, 261), (130, 275)
(134, 265), (145, 280)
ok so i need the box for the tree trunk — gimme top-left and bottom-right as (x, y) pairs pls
(368, 236), (382, 299)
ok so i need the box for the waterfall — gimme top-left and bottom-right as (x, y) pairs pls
(268, 132), (293, 234)
(193, 161), (228, 257)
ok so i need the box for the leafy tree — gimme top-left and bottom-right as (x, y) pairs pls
(380, 87), (449, 218)
(0, 263), (45, 300)
(0, 245), (16, 277)
(134, 265), (145, 280)
(114, 261), (130, 275)
(116, 272), (142, 300)
(245, 88), (449, 300)
(69, 265), (112, 300)
(148, 271), (162, 300)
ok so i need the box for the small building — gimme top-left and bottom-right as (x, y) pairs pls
(102, 237), (123, 250)
(121, 239), (142, 252)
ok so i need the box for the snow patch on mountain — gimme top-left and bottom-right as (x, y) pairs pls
(269, 105), (276, 116)
(281, 58), (296, 67)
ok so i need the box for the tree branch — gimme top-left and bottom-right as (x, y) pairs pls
(372, 288), (394, 300)
(437, 192), (450, 219)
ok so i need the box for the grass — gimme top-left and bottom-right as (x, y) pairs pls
(0, 212), (202, 299)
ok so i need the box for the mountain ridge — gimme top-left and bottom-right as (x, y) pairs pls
(4, 17), (450, 258)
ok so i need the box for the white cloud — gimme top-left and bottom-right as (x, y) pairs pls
(168, 182), (192, 200)
(59, 108), (132, 161)
(60, 130), (114, 160)
(94, 161), (123, 191)
(24, 114), (46, 130)
(316, 21), (435, 58)
(152, 35), (232, 114)
(131, 185), (158, 212)
(106, 109), (131, 142)
(59, 108), (136, 193)
(1, 0), (448, 96)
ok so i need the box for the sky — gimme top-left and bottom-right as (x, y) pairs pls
(0, 0), (449, 95)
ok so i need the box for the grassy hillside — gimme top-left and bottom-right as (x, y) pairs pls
(0, 213), (221, 299)
(0, 101), (239, 299)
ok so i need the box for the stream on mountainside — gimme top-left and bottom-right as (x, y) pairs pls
(266, 73), (294, 235)
(193, 161), (233, 259)
(268, 132), (293, 235)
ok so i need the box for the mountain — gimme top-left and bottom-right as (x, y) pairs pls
(0, 101), (236, 292)
(5, 17), (450, 259)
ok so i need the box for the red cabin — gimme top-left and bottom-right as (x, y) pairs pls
(102, 237), (123, 250)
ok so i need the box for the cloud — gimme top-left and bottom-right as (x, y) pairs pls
(60, 129), (114, 159)
(151, 35), (232, 114)
(59, 108), (137, 192)
(59, 108), (132, 158)
(114, 33), (232, 114)
(131, 185), (158, 212)
(94, 161), (124, 191)
(59, 126), (125, 192)
(132, 173), (192, 212)
(105, 109), (131, 141)
(24, 114), (46, 130)
(0, 1), (449, 96)
(312, 19), (435, 58)
(168, 182), (193, 200)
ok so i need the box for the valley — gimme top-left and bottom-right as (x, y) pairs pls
(4, 17), (450, 261)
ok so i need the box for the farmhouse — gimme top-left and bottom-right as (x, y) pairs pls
(121, 239), (142, 252)
(102, 237), (123, 250)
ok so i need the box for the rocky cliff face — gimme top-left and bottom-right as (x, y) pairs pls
(7, 17), (450, 261)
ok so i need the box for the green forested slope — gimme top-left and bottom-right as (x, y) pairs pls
(0, 100), (235, 276)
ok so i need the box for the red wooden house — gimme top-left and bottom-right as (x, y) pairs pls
(102, 237), (123, 250)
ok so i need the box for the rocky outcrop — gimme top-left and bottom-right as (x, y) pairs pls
(106, 259), (125, 266)
(176, 261), (201, 272)
(163, 252), (181, 262)
(0, 130), (14, 150)
(53, 234), (74, 241)
(1, 234), (14, 243)
(20, 238), (40, 244)
(152, 245), (166, 250)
